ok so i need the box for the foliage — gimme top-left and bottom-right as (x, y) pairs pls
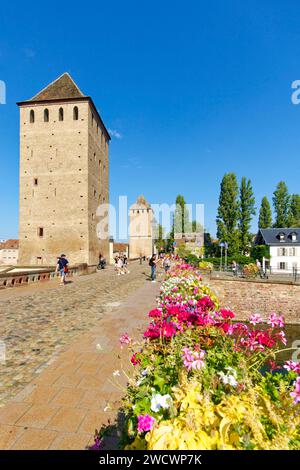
(251, 245), (270, 262)
(198, 260), (213, 271)
(258, 196), (272, 229)
(273, 181), (290, 228)
(216, 173), (240, 256)
(174, 195), (191, 235)
(114, 264), (300, 451)
(238, 177), (256, 254)
(288, 194), (300, 227)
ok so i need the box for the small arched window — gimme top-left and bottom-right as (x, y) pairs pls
(44, 109), (49, 122)
(59, 107), (64, 121)
(73, 106), (79, 120)
(30, 110), (35, 123)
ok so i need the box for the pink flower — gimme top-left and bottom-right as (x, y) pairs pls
(249, 314), (263, 326)
(119, 333), (131, 346)
(131, 352), (141, 366)
(275, 330), (287, 346)
(284, 361), (300, 374)
(137, 414), (156, 432)
(268, 313), (285, 328)
(290, 377), (300, 404)
(148, 308), (162, 319)
(182, 347), (206, 371)
(219, 309), (235, 320)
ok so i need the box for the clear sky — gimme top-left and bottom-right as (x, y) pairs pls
(1, 0), (300, 240)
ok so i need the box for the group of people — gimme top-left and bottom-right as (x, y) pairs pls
(148, 253), (173, 282)
(114, 254), (130, 275)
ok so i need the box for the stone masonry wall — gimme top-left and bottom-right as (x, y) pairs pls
(207, 278), (300, 324)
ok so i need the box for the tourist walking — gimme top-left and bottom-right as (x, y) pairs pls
(116, 256), (124, 275)
(56, 254), (69, 285)
(163, 256), (171, 273)
(123, 255), (130, 274)
(149, 254), (158, 282)
(231, 260), (237, 277)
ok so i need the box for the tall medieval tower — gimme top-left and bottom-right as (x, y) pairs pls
(129, 196), (154, 259)
(17, 73), (110, 266)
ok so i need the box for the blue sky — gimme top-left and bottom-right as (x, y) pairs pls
(0, 0), (300, 240)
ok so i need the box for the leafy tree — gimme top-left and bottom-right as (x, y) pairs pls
(155, 224), (166, 252)
(258, 196), (272, 229)
(273, 181), (290, 227)
(238, 177), (256, 254)
(174, 195), (191, 236)
(216, 173), (240, 256)
(251, 245), (270, 262)
(288, 194), (300, 227)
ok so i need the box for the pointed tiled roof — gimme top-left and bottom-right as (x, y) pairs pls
(29, 73), (85, 101)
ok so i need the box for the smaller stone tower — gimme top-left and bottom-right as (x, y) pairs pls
(129, 196), (153, 259)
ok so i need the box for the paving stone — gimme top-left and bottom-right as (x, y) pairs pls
(11, 428), (58, 450)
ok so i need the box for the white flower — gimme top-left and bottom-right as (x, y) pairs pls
(96, 344), (103, 351)
(218, 371), (238, 387)
(150, 394), (173, 413)
(104, 405), (111, 412)
(113, 370), (120, 377)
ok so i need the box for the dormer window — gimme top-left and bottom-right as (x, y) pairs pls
(291, 232), (297, 242)
(278, 232), (285, 242)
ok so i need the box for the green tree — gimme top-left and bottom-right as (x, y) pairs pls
(273, 181), (290, 227)
(238, 177), (256, 254)
(216, 173), (240, 256)
(251, 245), (270, 263)
(155, 224), (166, 252)
(288, 194), (300, 227)
(258, 196), (272, 229)
(174, 194), (191, 236)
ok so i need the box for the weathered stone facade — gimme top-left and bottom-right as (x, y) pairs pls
(18, 73), (110, 266)
(129, 196), (154, 259)
(207, 278), (300, 324)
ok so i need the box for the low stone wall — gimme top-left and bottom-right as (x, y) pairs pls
(207, 277), (300, 324)
(0, 264), (89, 289)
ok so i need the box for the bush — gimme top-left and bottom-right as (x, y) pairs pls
(243, 263), (259, 278)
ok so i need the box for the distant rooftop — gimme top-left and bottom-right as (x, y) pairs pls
(256, 228), (300, 246)
(130, 195), (152, 210)
(0, 239), (19, 250)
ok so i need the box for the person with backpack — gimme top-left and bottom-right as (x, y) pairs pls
(149, 254), (158, 282)
(56, 254), (69, 285)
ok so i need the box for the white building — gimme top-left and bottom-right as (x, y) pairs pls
(255, 228), (299, 273)
(0, 240), (19, 265)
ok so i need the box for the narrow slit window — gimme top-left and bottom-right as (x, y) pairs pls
(38, 227), (44, 237)
(34, 178), (38, 186)
(73, 106), (79, 120)
(59, 107), (64, 121)
(30, 110), (35, 123)
(44, 109), (49, 122)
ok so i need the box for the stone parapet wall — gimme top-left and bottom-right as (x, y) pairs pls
(0, 264), (89, 289)
(207, 278), (300, 324)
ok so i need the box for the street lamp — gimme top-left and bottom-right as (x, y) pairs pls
(224, 242), (228, 271)
(219, 242), (225, 271)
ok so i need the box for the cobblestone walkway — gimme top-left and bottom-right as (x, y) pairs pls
(0, 264), (160, 449)
(0, 263), (156, 406)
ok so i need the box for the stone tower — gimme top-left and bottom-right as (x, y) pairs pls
(17, 73), (110, 266)
(129, 196), (154, 259)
